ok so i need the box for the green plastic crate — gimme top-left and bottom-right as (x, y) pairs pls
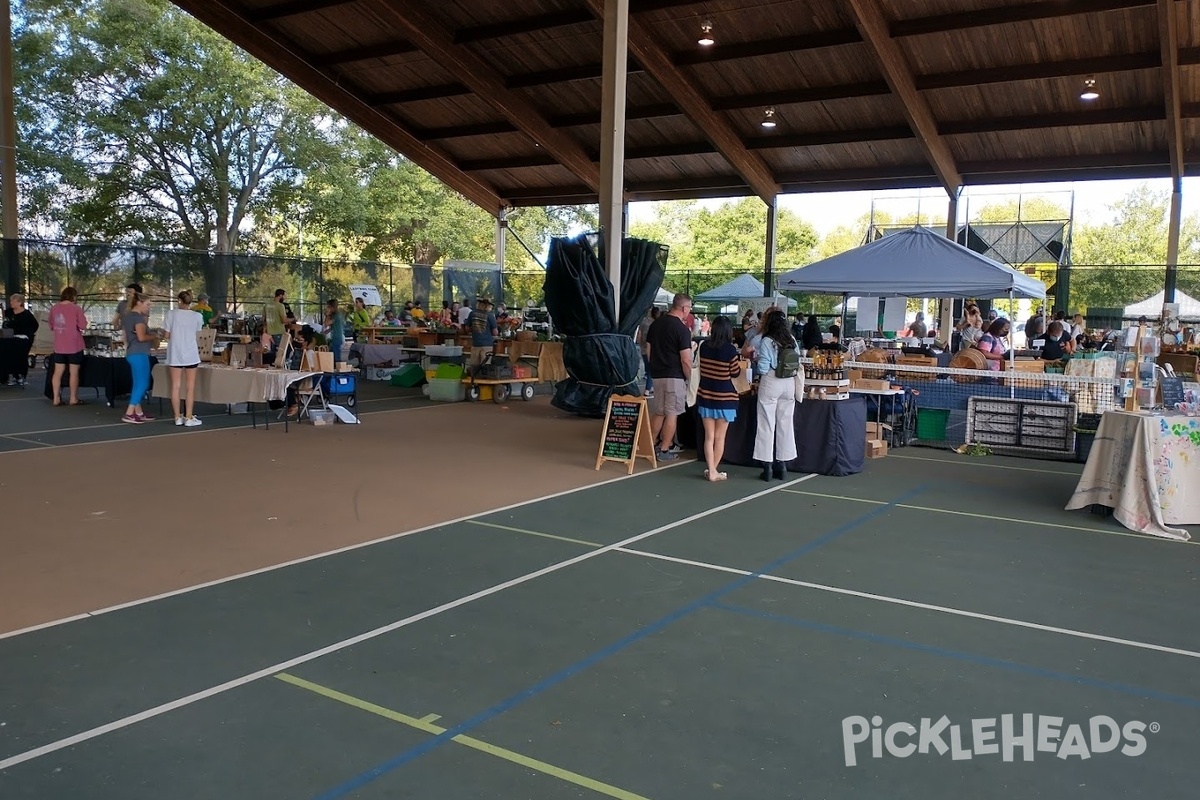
(390, 363), (426, 387)
(435, 363), (464, 380)
(916, 408), (950, 441)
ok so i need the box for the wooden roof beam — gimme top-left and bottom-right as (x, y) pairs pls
(892, 0), (1151, 37)
(246, 0), (353, 22)
(583, 0), (778, 203)
(1157, 0), (1185, 186)
(846, 0), (961, 196)
(167, 0), (503, 212)
(362, 0), (599, 192)
(312, 41), (419, 67)
(455, 9), (594, 43)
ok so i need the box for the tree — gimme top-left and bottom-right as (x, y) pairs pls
(1070, 186), (1200, 309)
(16, 0), (335, 306)
(630, 198), (817, 297)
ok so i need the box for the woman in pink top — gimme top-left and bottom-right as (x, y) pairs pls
(49, 286), (88, 406)
(976, 317), (1010, 373)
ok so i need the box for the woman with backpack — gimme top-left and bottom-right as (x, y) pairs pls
(753, 310), (802, 482)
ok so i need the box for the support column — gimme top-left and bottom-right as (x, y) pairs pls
(940, 195), (958, 341)
(1165, 185), (1182, 303)
(763, 198), (777, 298)
(0, 0), (20, 297)
(598, 0), (628, 319)
(495, 208), (507, 307)
(621, 203), (629, 238)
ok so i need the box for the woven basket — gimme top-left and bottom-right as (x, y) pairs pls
(858, 348), (889, 379)
(948, 348), (986, 382)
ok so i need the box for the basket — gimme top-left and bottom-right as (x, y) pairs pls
(858, 348), (889, 379)
(427, 377), (466, 402)
(948, 348), (986, 382)
(916, 408), (950, 441)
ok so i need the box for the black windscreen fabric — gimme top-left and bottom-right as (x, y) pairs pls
(544, 233), (668, 417)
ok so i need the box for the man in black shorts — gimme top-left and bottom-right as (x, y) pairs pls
(645, 293), (693, 461)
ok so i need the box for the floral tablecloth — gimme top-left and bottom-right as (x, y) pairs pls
(1065, 411), (1200, 540)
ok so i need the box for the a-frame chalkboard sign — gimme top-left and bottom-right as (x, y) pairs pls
(595, 394), (658, 474)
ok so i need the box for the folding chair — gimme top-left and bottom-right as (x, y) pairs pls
(294, 375), (327, 421)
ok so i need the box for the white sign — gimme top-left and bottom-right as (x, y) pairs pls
(349, 284), (383, 306)
(883, 297), (908, 332)
(856, 297), (880, 332)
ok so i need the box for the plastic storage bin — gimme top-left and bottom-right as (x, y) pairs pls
(916, 408), (950, 440)
(389, 363), (426, 387)
(427, 377), (466, 402)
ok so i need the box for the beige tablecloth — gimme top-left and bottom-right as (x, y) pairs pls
(1065, 411), (1200, 540)
(151, 364), (318, 404)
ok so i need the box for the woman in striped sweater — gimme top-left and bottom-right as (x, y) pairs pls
(696, 315), (742, 482)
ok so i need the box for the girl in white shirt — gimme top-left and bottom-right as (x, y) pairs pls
(163, 290), (205, 427)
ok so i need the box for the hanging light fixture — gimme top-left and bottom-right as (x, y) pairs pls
(1080, 77), (1099, 101)
(698, 20), (714, 47)
(760, 107), (777, 128)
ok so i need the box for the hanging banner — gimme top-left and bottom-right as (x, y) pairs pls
(349, 284), (383, 306)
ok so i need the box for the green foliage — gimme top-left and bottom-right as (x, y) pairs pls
(630, 198), (817, 296)
(1070, 186), (1200, 310)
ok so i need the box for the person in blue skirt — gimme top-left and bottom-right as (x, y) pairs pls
(695, 315), (742, 482)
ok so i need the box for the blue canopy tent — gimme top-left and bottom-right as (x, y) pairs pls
(776, 226), (1047, 383)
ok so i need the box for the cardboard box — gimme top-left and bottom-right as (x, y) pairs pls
(866, 421), (892, 441)
(848, 368), (863, 383)
(853, 378), (891, 391)
(866, 439), (888, 459)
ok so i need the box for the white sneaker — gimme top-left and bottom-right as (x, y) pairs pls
(184, 417), (203, 427)
(175, 417), (185, 426)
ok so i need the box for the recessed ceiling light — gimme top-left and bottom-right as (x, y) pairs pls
(760, 107), (777, 128)
(698, 21), (714, 47)
(1080, 77), (1099, 101)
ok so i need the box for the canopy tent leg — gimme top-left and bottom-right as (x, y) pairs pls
(1009, 289), (1017, 400)
(939, 195), (958, 344)
(598, 0), (628, 320)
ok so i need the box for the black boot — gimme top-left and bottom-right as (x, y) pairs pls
(760, 460), (772, 482)
(773, 461), (787, 481)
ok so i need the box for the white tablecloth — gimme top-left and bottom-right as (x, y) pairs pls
(151, 364), (318, 404)
(1065, 411), (1200, 540)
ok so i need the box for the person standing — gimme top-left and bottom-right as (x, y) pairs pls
(645, 293), (693, 461)
(909, 312), (928, 338)
(696, 316), (740, 482)
(49, 286), (88, 406)
(637, 307), (659, 398)
(193, 293), (216, 326)
(264, 289), (289, 351)
(324, 299), (345, 368)
(468, 298), (498, 367)
(121, 292), (158, 423)
(753, 311), (801, 482)
(4, 293), (38, 386)
(112, 282), (142, 328)
(164, 290), (205, 427)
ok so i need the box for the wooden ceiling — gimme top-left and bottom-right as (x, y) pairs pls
(169, 0), (1200, 214)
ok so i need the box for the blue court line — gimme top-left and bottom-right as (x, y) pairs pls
(309, 484), (930, 799)
(710, 601), (1200, 710)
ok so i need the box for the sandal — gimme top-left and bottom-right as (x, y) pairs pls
(69, 400), (86, 406)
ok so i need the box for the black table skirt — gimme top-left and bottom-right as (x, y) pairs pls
(0, 338), (32, 380)
(679, 395), (868, 477)
(43, 355), (157, 406)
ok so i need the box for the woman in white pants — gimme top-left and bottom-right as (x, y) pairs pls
(753, 310), (802, 481)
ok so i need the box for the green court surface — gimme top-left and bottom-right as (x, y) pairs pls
(1, 450), (1198, 799)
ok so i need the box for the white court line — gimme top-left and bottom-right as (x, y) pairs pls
(0, 397), (440, 455)
(0, 472), (816, 770)
(889, 453), (1081, 476)
(0, 455), (695, 640)
(614, 548), (1200, 661)
(0, 434), (54, 448)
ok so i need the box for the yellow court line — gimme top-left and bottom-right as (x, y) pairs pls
(419, 713), (441, 723)
(889, 453), (1080, 476)
(466, 519), (603, 548)
(275, 673), (651, 800)
(781, 489), (1197, 545)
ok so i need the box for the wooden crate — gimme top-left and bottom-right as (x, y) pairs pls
(895, 355), (936, 381)
(1002, 359), (1046, 386)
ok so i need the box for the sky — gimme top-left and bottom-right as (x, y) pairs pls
(626, 176), (1200, 236)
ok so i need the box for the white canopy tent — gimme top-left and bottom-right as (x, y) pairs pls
(695, 273), (797, 309)
(777, 226), (1047, 300)
(1125, 290), (1200, 320)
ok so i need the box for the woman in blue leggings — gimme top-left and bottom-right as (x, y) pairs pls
(122, 293), (159, 423)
